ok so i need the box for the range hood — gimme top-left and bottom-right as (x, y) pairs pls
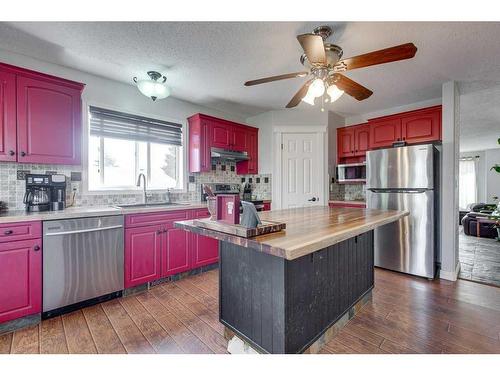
(211, 147), (249, 161)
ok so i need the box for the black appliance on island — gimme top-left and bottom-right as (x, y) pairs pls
(23, 174), (67, 212)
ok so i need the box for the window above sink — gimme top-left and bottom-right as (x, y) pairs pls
(87, 106), (185, 192)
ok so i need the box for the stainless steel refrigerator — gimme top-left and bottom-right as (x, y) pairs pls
(366, 144), (440, 279)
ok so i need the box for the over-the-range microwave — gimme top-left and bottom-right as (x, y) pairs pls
(336, 162), (366, 183)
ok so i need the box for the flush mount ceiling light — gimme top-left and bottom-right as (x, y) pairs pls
(133, 71), (171, 101)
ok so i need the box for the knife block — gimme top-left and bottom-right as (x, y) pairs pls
(216, 194), (240, 224)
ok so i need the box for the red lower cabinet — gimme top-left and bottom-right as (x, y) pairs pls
(191, 209), (219, 268)
(0, 238), (42, 324)
(162, 228), (191, 277)
(262, 202), (271, 211)
(124, 224), (162, 288)
(124, 208), (219, 288)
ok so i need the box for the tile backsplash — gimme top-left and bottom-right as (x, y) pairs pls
(0, 161), (272, 211)
(329, 183), (366, 201)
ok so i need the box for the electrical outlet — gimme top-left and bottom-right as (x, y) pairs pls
(188, 183), (196, 192)
(71, 183), (80, 193)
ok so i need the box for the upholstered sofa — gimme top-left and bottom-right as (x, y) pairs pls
(461, 203), (498, 238)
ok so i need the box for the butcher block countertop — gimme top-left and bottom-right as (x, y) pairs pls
(175, 206), (408, 260)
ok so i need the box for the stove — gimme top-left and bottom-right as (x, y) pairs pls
(201, 183), (264, 211)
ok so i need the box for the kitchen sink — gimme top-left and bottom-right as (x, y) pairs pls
(115, 202), (187, 209)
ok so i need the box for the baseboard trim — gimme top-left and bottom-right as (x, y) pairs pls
(440, 262), (460, 281)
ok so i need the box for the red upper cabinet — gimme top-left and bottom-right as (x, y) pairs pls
(188, 113), (259, 174)
(232, 126), (248, 152)
(337, 106), (442, 163)
(16, 75), (82, 165)
(210, 122), (232, 149)
(188, 116), (211, 173)
(369, 105), (442, 149)
(0, 62), (84, 165)
(337, 124), (370, 162)
(369, 118), (402, 149)
(401, 106), (441, 144)
(337, 127), (355, 160)
(124, 224), (162, 288)
(354, 124), (370, 156)
(0, 70), (17, 162)
(0, 238), (42, 324)
(236, 128), (258, 174)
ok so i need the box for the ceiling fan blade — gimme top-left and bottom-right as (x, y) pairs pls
(331, 74), (373, 101)
(336, 43), (417, 71)
(297, 34), (326, 65)
(286, 79), (313, 108)
(244, 71), (308, 86)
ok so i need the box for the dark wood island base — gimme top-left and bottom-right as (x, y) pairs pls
(219, 231), (374, 354)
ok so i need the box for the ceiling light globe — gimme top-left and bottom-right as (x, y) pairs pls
(327, 84), (344, 103)
(137, 80), (170, 101)
(301, 92), (316, 105)
(308, 78), (326, 98)
(134, 71), (171, 101)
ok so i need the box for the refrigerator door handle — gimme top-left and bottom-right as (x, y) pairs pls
(369, 188), (428, 194)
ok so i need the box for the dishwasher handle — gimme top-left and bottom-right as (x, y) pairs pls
(44, 224), (123, 237)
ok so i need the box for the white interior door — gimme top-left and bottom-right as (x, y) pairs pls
(281, 132), (324, 208)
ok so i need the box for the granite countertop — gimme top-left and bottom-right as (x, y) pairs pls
(0, 201), (208, 224)
(175, 206), (408, 260)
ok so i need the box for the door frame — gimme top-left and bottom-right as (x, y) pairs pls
(272, 125), (328, 210)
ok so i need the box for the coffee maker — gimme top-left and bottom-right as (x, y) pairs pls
(24, 174), (67, 212)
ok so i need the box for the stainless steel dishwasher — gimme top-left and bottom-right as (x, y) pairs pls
(42, 215), (124, 316)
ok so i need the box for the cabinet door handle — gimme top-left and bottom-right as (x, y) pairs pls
(8, 150), (15, 156)
(34, 245), (41, 251)
(20, 151), (26, 157)
(4, 230), (13, 235)
(156, 229), (162, 235)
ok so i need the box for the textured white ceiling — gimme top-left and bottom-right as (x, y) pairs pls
(1, 22), (500, 122)
(459, 81), (500, 152)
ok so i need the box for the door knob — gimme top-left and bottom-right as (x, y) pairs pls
(308, 197), (317, 202)
(34, 245), (40, 251)
(8, 150), (15, 156)
(20, 151), (26, 157)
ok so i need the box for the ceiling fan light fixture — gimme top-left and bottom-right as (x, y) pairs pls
(133, 71), (170, 101)
(327, 84), (344, 103)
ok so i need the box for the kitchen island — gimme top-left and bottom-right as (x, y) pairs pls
(175, 206), (407, 354)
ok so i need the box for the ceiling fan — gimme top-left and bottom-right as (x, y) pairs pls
(244, 26), (417, 109)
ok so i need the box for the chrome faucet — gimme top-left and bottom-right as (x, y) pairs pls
(136, 173), (148, 204)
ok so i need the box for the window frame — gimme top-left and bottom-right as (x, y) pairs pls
(82, 102), (188, 195)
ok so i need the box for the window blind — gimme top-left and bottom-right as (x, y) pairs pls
(89, 106), (182, 146)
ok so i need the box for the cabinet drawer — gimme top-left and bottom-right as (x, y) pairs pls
(125, 209), (191, 228)
(0, 221), (42, 243)
(192, 208), (210, 219)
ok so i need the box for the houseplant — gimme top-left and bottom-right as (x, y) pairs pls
(490, 137), (500, 173)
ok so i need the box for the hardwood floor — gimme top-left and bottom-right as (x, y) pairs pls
(1, 268), (499, 354)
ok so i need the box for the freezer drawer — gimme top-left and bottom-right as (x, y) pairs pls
(367, 190), (435, 278)
(42, 216), (124, 313)
(366, 144), (435, 189)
